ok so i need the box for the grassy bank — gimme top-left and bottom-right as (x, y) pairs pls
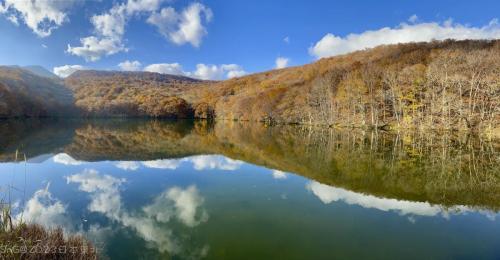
(0, 221), (97, 259)
(0, 203), (97, 259)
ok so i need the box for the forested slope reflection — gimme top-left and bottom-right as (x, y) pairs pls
(1, 119), (499, 210)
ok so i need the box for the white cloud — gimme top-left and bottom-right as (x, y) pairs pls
(306, 181), (442, 216)
(0, 0), (76, 37)
(16, 183), (68, 229)
(272, 170), (287, 179)
(142, 159), (183, 169)
(41, 44), (47, 48)
(143, 63), (246, 80)
(144, 63), (185, 76)
(67, 36), (126, 62)
(115, 161), (140, 171)
(68, 1), (212, 61)
(309, 18), (500, 59)
(67, 168), (208, 256)
(91, 4), (127, 39)
(275, 57), (289, 69)
(188, 155), (243, 171)
(189, 63), (246, 80)
(305, 181), (497, 220)
(66, 0), (166, 61)
(66, 169), (125, 218)
(147, 2), (213, 47)
(125, 0), (165, 14)
(408, 14), (418, 23)
(118, 60), (142, 71)
(283, 36), (290, 44)
(52, 65), (87, 78)
(67, 169), (125, 194)
(144, 185), (208, 227)
(52, 153), (84, 165)
(141, 155), (243, 171)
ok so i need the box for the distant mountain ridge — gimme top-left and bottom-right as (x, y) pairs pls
(7, 65), (59, 79)
(22, 65), (59, 79)
(66, 70), (201, 90)
(68, 70), (200, 82)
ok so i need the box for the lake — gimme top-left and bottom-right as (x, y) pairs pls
(0, 119), (499, 259)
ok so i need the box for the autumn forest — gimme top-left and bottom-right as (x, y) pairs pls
(0, 40), (499, 136)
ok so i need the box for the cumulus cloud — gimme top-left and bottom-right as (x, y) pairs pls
(189, 64), (246, 80)
(67, 169), (125, 194)
(52, 153), (84, 165)
(115, 161), (140, 171)
(309, 18), (500, 59)
(66, 169), (125, 217)
(118, 60), (142, 71)
(91, 4), (127, 39)
(16, 183), (68, 229)
(147, 2), (212, 47)
(144, 63), (185, 76)
(188, 155), (243, 171)
(144, 185), (208, 227)
(66, 0), (163, 61)
(68, 1), (213, 61)
(0, 0), (76, 37)
(67, 36), (126, 62)
(142, 159), (183, 170)
(52, 65), (87, 78)
(306, 181), (497, 220)
(67, 168), (208, 256)
(124, 0), (165, 14)
(272, 170), (287, 179)
(143, 63), (246, 80)
(275, 57), (289, 69)
(141, 155), (243, 171)
(306, 181), (443, 217)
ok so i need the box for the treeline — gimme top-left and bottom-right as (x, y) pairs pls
(317, 41), (499, 132)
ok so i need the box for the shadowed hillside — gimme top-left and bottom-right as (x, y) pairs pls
(21, 65), (59, 80)
(0, 66), (75, 118)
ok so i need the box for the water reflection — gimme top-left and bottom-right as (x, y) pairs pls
(306, 181), (496, 221)
(134, 155), (243, 171)
(66, 168), (208, 257)
(3, 119), (497, 209)
(16, 184), (69, 229)
(0, 119), (499, 258)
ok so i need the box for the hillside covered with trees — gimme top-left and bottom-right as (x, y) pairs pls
(0, 66), (75, 117)
(186, 40), (499, 134)
(65, 70), (202, 117)
(0, 40), (498, 134)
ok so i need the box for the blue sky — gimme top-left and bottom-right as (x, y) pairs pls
(0, 0), (499, 79)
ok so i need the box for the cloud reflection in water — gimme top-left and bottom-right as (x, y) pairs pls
(306, 181), (497, 220)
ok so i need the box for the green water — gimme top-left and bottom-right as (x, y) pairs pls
(0, 119), (499, 259)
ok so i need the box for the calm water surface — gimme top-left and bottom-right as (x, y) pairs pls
(0, 119), (499, 259)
